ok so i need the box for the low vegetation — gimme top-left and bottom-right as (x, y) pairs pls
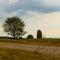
(0, 48), (59, 60)
(0, 38), (60, 46)
(27, 34), (34, 38)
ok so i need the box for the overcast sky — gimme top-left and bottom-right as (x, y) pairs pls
(0, 0), (60, 38)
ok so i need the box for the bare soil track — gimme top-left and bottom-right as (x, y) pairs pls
(0, 42), (60, 57)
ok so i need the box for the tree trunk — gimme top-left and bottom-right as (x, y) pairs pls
(13, 31), (16, 39)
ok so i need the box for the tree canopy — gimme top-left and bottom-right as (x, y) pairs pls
(3, 16), (26, 39)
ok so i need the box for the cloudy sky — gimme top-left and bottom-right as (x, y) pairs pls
(0, 0), (60, 38)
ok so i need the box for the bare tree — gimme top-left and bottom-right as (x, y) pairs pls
(3, 16), (26, 39)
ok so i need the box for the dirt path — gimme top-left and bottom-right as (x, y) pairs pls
(0, 42), (60, 56)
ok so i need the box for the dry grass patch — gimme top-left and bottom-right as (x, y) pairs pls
(0, 48), (59, 60)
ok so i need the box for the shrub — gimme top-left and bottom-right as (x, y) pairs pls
(27, 35), (34, 39)
(37, 30), (42, 38)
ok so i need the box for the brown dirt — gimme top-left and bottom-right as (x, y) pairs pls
(0, 42), (60, 56)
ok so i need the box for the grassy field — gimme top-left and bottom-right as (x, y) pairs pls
(0, 48), (59, 60)
(0, 38), (60, 46)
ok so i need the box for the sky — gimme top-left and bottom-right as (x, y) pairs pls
(0, 0), (60, 38)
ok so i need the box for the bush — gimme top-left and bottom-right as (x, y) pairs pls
(27, 35), (34, 39)
(37, 30), (42, 38)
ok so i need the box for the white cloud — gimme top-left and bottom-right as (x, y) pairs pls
(42, 0), (60, 7)
(8, 0), (18, 4)
(0, 26), (7, 36)
(45, 29), (60, 36)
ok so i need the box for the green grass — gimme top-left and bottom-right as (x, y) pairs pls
(0, 48), (59, 60)
(0, 38), (60, 46)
